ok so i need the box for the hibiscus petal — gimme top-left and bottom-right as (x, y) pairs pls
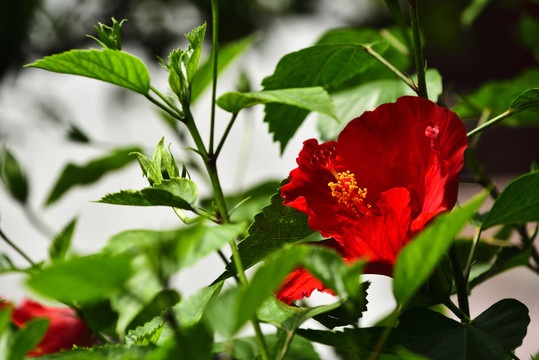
(343, 187), (412, 276)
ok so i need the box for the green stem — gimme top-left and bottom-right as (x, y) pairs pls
(276, 331), (295, 360)
(467, 109), (513, 138)
(214, 112), (239, 159)
(364, 46), (418, 93)
(384, 0), (413, 53)
(145, 93), (184, 121)
(464, 227), (482, 283)
(449, 245), (470, 317)
(408, 0), (428, 99)
(209, 0), (219, 155)
(150, 85), (185, 118)
(443, 298), (471, 324)
(0, 227), (36, 267)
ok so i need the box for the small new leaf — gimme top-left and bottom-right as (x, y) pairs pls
(88, 18), (127, 50)
(49, 217), (77, 263)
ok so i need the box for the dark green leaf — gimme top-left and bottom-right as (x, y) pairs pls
(27, 255), (131, 304)
(482, 172), (539, 229)
(510, 88), (539, 113)
(398, 299), (530, 360)
(297, 327), (406, 357)
(78, 300), (118, 339)
(519, 14), (539, 58)
(49, 217), (77, 262)
(25, 49), (150, 94)
(393, 192), (487, 305)
(317, 69), (442, 141)
(8, 318), (49, 360)
(45, 146), (141, 206)
(127, 289), (181, 331)
(0, 146), (29, 204)
(217, 87), (337, 119)
(217, 184), (317, 281)
(98, 178), (198, 210)
(191, 35), (255, 102)
(453, 69), (539, 126)
(470, 246), (532, 289)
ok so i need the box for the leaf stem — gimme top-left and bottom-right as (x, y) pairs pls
(364, 46), (417, 93)
(467, 109), (513, 138)
(408, 0), (428, 99)
(149, 85), (185, 118)
(443, 298), (471, 324)
(209, 0), (219, 155)
(463, 227), (482, 283)
(214, 112), (239, 159)
(0, 227), (36, 267)
(449, 245), (470, 318)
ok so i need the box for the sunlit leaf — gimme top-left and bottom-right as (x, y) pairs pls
(393, 192), (487, 305)
(482, 171), (539, 229)
(217, 87), (336, 119)
(398, 299), (530, 360)
(317, 69), (442, 141)
(27, 255), (131, 304)
(25, 49), (150, 94)
(45, 146), (141, 206)
(98, 178), (198, 210)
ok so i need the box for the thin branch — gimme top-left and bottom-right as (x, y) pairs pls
(214, 112), (239, 159)
(0, 227), (36, 267)
(408, 0), (428, 99)
(364, 46), (418, 93)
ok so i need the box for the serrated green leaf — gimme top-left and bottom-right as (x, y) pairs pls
(184, 24), (206, 84)
(49, 218), (77, 263)
(130, 151), (161, 185)
(8, 318), (49, 360)
(45, 146), (141, 206)
(191, 35), (255, 102)
(217, 184), (317, 281)
(393, 192), (487, 305)
(398, 299), (530, 360)
(125, 318), (165, 345)
(510, 88), (539, 113)
(27, 255), (131, 304)
(453, 69), (539, 126)
(217, 87), (336, 119)
(0, 146), (29, 204)
(482, 172), (539, 229)
(26, 49), (150, 94)
(317, 69), (442, 140)
(100, 178), (198, 211)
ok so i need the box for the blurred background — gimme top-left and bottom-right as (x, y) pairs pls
(0, 0), (538, 358)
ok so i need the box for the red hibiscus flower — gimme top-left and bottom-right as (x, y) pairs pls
(6, 298), (96, 356)
(277, 96), (468, 304)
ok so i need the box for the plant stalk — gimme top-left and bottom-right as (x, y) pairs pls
(467, 109), (513, 138)
(214, 112), (239, 159)
(449, 245), (470, 318)
(364, 46), (417, 93)
(408, 0), (428, 99)
(209, 0), (219, 155)
(0, 228), (35, 267)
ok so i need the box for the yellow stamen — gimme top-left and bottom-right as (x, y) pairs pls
(328, 170), (371, 217)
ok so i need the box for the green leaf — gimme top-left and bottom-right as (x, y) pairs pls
(130, 151), (161, 185)
(0, 146), (29, 204)
(262, 42), (388, 152)
(183, 24), (206, 85)
(89, 18), (126, 50)
(0, 306), (11, 336)
(27, 255), (131, 304)
(453, 69), (539, 126)
(49, 217), (77, 263)
(217, 87), (336, 119)
(297, 327), (407, 357)
(45, 146), (141, 206)
(125, 318), (164, 345)
(217, 184), (317, 281)
(461, 0), (492, 27)
(393, 192), (487, 305)
(36, 345), (152, 359)
(470, 246), (532, 289)
(8, 318), (49, 360)
(510, 88), (539, 114)
(25, 49), (150, 94)
(191, 35), (255, 102)
(482, 172), (539, 229)
(317, 69), (442, 141)
(98, 178), (198, 210)
(398, 299), (530, 360)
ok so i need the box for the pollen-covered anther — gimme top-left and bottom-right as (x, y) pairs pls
(328, 170), (371, 217)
